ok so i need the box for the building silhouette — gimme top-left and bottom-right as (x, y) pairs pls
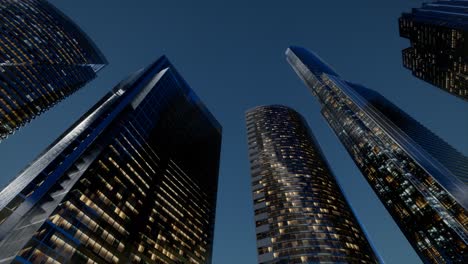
(0, 0), (107, 141)
(0, 56), (222, 264)
(399, 1), (468, 100)
(246, 105), (380, 264)
(286, 46), (468, 263)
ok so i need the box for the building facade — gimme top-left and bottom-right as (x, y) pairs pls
(246, 105), (380, 264)
(0, 56), (222, 264)
(0, 0), (107, 140)
(286, 46), (468, 263)
(399, 1), (468, 100)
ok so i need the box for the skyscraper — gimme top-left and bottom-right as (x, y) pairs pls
(246, 105), (380, 264)
(0, 0), (107, 140)
(399, 1), (468, 100)
(286, 46), (468, 263)
(0, 56), (222, 264)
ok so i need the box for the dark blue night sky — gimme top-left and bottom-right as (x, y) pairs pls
(0, 1), (466, 263)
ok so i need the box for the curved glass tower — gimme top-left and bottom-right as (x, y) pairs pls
(0, 56), (221, 264)
(246, 105), (380, 264)
(286, 46), (468, 263)
(0, 0), (107, 140)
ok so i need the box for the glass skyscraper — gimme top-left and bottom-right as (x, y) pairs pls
(0, 0), (107, 140)
(0, 56), (222, 264)
(399, 1), (468, 100)
(286, 46), (468, 263)
(246, 105), (380, 264)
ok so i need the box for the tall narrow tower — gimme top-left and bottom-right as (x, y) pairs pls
(0, 56), (221, 264)
(286, 46), (468, 263)
(0, 0), (107, 140)
(246, 105), (379, 264)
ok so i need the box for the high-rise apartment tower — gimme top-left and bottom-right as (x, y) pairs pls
(399, 1), (468, 100)
(0, 0), (107, 140)
(246, 105), (380, 264)
(286, 46), (468, 263)
(0, 56), (221, 264)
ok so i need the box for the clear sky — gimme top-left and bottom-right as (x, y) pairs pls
(1, 0), (467, 263)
